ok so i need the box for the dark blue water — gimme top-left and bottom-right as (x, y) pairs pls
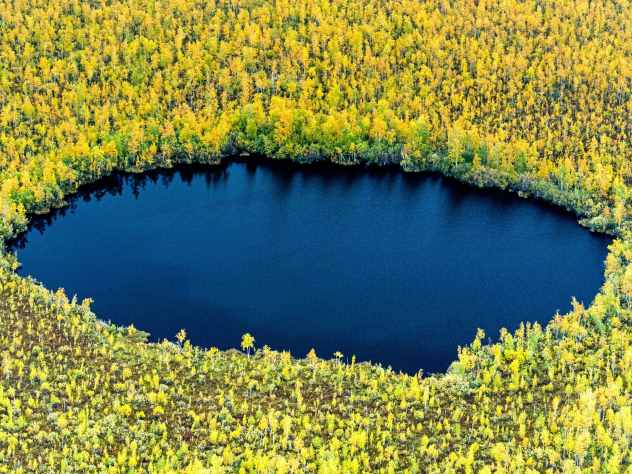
(11, 160), (611, 374)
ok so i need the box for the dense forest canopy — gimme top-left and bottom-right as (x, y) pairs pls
(0, 0), (631, 471)
(0, 0), (630, 240)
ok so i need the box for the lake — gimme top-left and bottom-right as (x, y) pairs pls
(10, 160), (611, 374)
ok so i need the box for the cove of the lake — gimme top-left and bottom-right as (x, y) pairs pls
(10, 160), (612, 374)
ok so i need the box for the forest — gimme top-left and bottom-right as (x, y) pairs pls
(0, 0), (631, 471)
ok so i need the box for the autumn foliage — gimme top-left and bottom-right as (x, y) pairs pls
(0, 0), (631, 471)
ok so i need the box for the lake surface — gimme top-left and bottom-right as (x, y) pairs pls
(11, 160), (611, 374)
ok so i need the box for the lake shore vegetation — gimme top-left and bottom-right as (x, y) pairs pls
(0, 0), (631, 471)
